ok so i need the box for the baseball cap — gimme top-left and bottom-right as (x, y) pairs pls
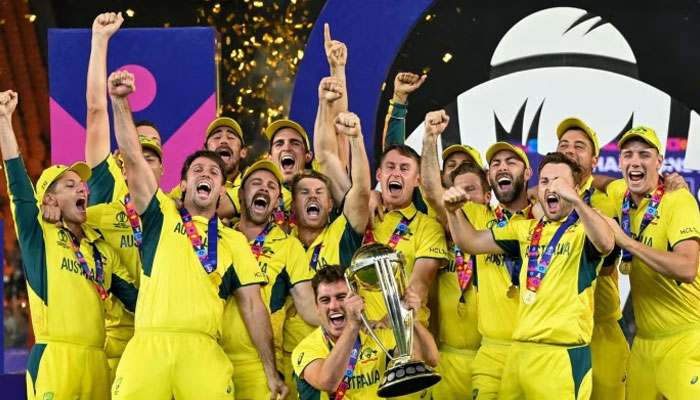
(556, 118), (600, 156)
(617, 126), (662, 153)
(36, 162), (91, 201)
(264, 119), (311, 151)
(139, 136), (163, 159)
(241, 159), (284, 186)
(485, 142), (530, 169)
(441, 144), (484, 169)
(206, 117), (244, 144)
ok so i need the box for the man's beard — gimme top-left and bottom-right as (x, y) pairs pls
(493, 174), (525, 204)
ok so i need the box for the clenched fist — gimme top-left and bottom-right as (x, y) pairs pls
(92, 12), (124, 38)
(0, 90), (18, 118)
(424, 110), (449, 137)
(108, 70), (135, 98)
(443, 186), (470, 213)
(393, 72), (427, 103)
(334, 112), (361, 138)
(318, 77), (344, 103)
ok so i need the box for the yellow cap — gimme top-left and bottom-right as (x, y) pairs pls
(264, 119), (311, 151)
(139, 136), (163, 159)
(36, 162), (91, 201)
(485, 142), (530, 169)
(618, 126), (662, 153)
(441, 144), (484, 168)
(556, 117), (600, 156)
(241, 159), (284, 186)
(206, 117), (244, 144)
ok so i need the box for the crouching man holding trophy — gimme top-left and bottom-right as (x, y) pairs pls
(292, 245), (440, 400)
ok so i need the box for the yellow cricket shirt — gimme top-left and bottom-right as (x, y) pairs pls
(221, 223), (310, 364)
(135, 190), (265, 339)
(580, 176), (622, 323)
(461, 201), (534, 341)
(284, 214), (364, 354)
(436, 240), (481, 350)
(6, 157), (137, 348)
(292, 327), (396, 400)
(86, 156), (129, 205)
(365, 203), (449, 323)
(491, 216), (608, 345)
(607, 179), (700, 338)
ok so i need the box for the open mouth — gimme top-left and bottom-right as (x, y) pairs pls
(628, 171), (644, 182)
(497, 175), (513, 192)
(388, 181), (403, 195)
(76, 198), (86, 212)
(281, 155), (295, 172)
(252, 194), (269, 212)
(196, 181), (212, 195)
(217, 147), (232, 163)
(546, 194), (559, 211)
(328, 312), (345, 327)
(306, 202), (321, 217)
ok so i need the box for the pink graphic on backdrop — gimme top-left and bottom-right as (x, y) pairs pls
(50, 97), (86, 166)
(116, 64), (157, 112)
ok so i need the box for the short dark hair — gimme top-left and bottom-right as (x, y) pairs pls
(180, 150), (227, 185)
(380, 144), (421, 167)
(291, 169), (332, 197)
(312, 264), (347, 298)
(450, 163), (491, 192)
(560, 127), (596, 156)
(538, 152), (583, 185)
(135, 120), (161, 135)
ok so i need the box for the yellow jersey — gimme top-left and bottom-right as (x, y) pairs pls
(436, 240), (481, 350)
(365, 203), (449, 323)
(607, 179), (700, 338)
(292, 327), (396, 400)
(491, 216), (608, 345)
(461, 201), (534, 341)
(6, 157), (137, 348)
(221, 223), (311, 364)
(135, 190), (265, 338)
(86, 155), (129, 205)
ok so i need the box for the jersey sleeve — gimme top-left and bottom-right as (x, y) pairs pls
(292, 329), (328, 379)
(220, 231), (267, 297)
(138, 190), (168, 277)
(414, 217), (449, 263)
(605, 179), (627, 215)
(287, 237), (315, 285)
(490, 220), (525, 258)
(103, 243), (139, 312)
(337, 214), (364, 266)
(383, 100), (408, 148)
(666, 191), (700, 248)
(4, 156), (48, 302)
(87, 156), (126, 206)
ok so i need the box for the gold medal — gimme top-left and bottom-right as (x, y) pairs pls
(506, 285), (517, 299)
(522, 290), (536, 305)
(210, 272), (222, 287)
(619, 261), (632, 275)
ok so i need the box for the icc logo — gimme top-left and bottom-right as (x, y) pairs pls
(116, 211), (128, 223)
(57, 230), (68, 243)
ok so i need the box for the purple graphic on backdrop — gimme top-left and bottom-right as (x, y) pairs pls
(48, 27), (220, 190)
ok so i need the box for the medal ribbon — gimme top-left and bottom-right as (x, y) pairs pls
(178, 207), (219, 274)
(309, 242), (324, 271)
(322, 327), (362, 400)
(525, 210), (580, 295)
(123, 193), (143, 249)
(66, 230), (108, 300)
(273, 197), (286, 225)
(455, 245), (475, 303)
(621, 182), (664, 262)
(251, 222), (274, 260)
(363, 214), (413, 250)
(493, 205), (520, 287)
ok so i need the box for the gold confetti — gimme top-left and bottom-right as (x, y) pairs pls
(125, 9), (135, 17)
(422, 66), (431, 74)
(213, 3), (221, 14)
(25, 14), (37, 22)
(442, 53), (453, 63)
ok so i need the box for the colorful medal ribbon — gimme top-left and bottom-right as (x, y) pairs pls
(309, 242), (324, 271)
(123, 193), (142, 249)
(493, 205), (520, 288)
(273, 197), (286, 225)
(251, 222), (274, 261)
(66, 229), (108, 300)
(178, 207), (218, 274)
(524, 211), (580, 303)
(363, 214), (413, 250)
(322, 327), (362, 400)
(620, 182), (664, 263)
(455, 245), (475, 303)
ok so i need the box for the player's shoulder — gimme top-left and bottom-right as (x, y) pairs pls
(663, 189), (699, 211)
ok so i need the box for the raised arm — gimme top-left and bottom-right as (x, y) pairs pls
(0, 91), (19, 160)
(300, 292), (363, 392)
(313, 77), (350, 204)
(383, 72), (426, 147)
(420, 110), (450, 227)
(290, 281), (320, 326)
(323, 23), (349, 169)
(108, 71), (157, 214)
(85, 12), (123, 167)
(336, 113), (371, 234)
(443, 187), (504, 254)
(235, 285), (289, 399)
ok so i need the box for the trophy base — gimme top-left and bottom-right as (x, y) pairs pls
(377, 358), (441, 398)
